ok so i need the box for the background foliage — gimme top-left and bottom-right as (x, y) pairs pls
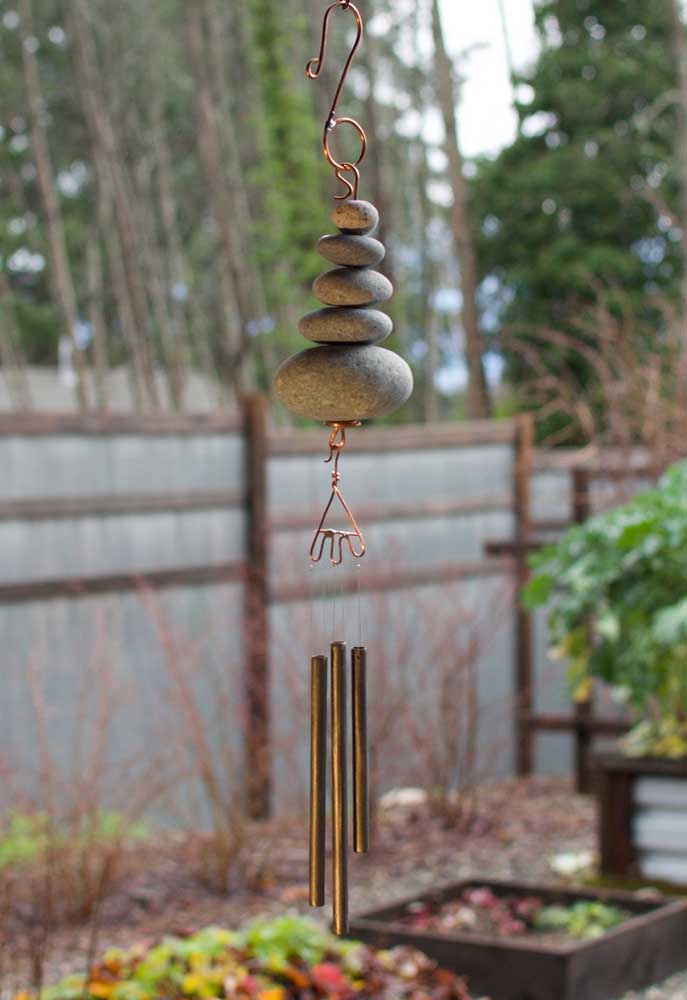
(0, 0), (685, 433)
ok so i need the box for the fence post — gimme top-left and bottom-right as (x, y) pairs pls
(514, 413), (534, 776)
(243, 394), (271, 819)
(572, 467), (594, 793)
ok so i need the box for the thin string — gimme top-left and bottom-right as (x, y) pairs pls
(308, 561), (316, 656)
(355, 563), (363, 646)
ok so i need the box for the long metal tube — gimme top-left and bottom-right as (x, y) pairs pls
(351, 646), (369, 854)
(330, 641), (349, 935)
(309, 654), (328, 907)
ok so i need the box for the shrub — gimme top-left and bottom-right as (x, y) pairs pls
(18, 916), (474, 999)
(524, 461), (687, 758)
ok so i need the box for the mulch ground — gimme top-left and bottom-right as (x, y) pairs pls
(2, 777), (685, 1000)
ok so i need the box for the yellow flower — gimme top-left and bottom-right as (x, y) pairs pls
(89, 984), (114, 999)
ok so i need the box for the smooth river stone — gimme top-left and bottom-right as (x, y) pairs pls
(273, 344), (413, 422)
(332, 199), (379, 235)
(317, 233), (385, 268)
(299, 307), (393, 344)
(313, 267), (393, 307)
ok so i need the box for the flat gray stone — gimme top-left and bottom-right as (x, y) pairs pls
(273, 344), (413, 422)
(332, 199), (379, 234)
(299, 307), (393, 344)
(313, 267), (393, 307)
(317, 233), (385, 268)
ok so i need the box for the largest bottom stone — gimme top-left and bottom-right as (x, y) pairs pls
(273, 344), (414, 422)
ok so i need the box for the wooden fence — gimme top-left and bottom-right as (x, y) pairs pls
(489, 454), (664, 793)
(0, 399), (527, 819)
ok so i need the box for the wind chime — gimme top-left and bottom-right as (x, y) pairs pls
(273, 0), (413, 935)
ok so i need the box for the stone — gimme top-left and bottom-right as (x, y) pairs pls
(317, 233), (385, 268)
(273, 344), (414, 422)
(299, 306), (392, 344)
(313, 267), (392, 307)
(332, 199), (379, 234)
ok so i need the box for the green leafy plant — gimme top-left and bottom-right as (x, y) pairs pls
(524, 461), (687, 758)
(0, 810), (148, 871)
(16, 916), (473, 1000)
(533, 901), (629, 940)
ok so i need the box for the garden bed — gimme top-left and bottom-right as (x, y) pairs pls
(597, 753), (687, 884)
(349, 879), (687, 1000)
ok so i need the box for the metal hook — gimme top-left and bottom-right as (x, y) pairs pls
(306, 1), (367, 200)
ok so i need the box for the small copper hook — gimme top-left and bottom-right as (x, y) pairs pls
(306, 1), (367, 200)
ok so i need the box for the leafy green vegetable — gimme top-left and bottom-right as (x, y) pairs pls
(525, 461), (687, 758)
(534, 901), (629, 939)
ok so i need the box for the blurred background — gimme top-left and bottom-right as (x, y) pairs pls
(1, 1), (687, 994)
(0, 0), (684, 450)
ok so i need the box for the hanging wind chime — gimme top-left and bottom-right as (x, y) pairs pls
(273, 0), (413, 936)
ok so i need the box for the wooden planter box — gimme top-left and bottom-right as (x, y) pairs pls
(596, 752), (687, 883)
(349, 879), (687, 1000)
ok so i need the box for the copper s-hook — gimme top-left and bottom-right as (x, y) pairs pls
(307, 1), (367, 200)
(310, 422), (366, 566)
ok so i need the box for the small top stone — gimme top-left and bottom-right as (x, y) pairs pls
(332, 199), (379, 235)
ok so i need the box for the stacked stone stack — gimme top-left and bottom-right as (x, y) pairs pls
(274, 200), (413, 423)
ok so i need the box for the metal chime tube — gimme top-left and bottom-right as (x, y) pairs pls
(309, 654), (328, 907)
(330, 641), (349, 935)
(351, 646), (369, 854)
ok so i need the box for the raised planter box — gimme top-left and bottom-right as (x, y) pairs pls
(349, 879), (687, 1000)
(596, 752), (687, 883)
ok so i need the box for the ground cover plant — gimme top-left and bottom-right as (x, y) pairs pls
(18, 916), (473, 1000)
(524, 461), (687, 758)
(400, 886), (629, 943)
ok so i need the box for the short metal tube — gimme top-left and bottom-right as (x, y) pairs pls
(309, 654), (327, 907)
(330, 641), (349, 935)
(351, 646), (369, 854)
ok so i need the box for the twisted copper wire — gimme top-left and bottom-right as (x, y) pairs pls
(306, 1), (367, 199)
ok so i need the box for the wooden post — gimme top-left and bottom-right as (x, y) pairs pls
(514, 414), (534, 775)
(572, 468), (594, 794)
(598, 764), (635, 876)
(243, 395), (271, 818)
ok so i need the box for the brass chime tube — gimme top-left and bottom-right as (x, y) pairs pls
(351, 646), (369, 854)
(330, 641), (349, 935)
(309, 654), (328, 907)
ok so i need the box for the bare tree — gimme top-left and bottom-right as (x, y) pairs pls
(665, 0), (687, 369)
(0, 272), (32, 411)
(185, 3), (259, 397)
(430, 0), (491, 418)
(68, 0), (160, 410)
(18, 0), (89, 410)
(86, 233), (108, 412)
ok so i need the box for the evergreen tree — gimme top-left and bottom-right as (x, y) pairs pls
(472, 1), (681, 384)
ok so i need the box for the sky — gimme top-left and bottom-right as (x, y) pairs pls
(440, 0), (539, 158)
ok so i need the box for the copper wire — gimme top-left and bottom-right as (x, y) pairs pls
(307, 1), (367, 200)
(310, 422), (366, 566)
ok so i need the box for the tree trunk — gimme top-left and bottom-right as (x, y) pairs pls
(185, 3), (257, 397)
(86, 232), (108, 413)
(18, 0), (89, 410)
(203, 0), (275, 377)
(666, 0), (687, 350)
(0, 271), (33, 410)
(430, 0), (491, 418)
(359, 28), (398, 315)
(150, 91), (193, 407)
(68, 0), (160, 410)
